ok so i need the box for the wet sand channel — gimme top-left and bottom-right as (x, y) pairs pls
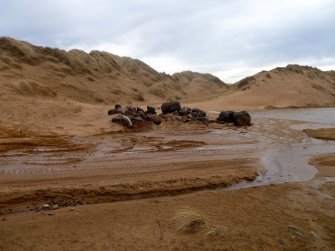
(1, 108), (334, 212)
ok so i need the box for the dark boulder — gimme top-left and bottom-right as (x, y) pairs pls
(191, 112), (200, 118)
(126, 105), (137, 112)
(179, 107), (192, 116)
(227, 111), (236, 123)
(115, 104), (121, 109)
(195, 116), (209, 123)
(161, 101), (181, 114)
(137, 107), (144, 113)
(147, 106), (156, 114)
(234, 111), (251, 126)
(217, 111), (229, 123)
(191, 108), (206, 117)
(132, 116), (144, 122)
(124, 105), (138, 116)
(217, 111), (236, 123)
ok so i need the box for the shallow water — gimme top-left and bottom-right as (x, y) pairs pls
(251, 108), (335, 124)
(230, 108), (335, 189)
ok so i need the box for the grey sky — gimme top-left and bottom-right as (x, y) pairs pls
(1, 0), (335, 82)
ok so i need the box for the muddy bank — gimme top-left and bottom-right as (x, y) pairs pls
(0, 128), (259, 213)
(310, 154), (335, 178)
(303, 128), (335, 141)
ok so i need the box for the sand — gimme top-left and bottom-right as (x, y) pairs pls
(1, 37), (335, 250)
(303, 128), (335, 141)
(311, 154), (335, 178)
(304, 128), (335, 178)
(1, 182), (334, 251)
(1, 111), (335, 250)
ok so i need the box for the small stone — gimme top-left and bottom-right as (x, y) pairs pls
(43, 204), (50, 209)
(52, 204), (59, 210)
(70, 207), (75, 211)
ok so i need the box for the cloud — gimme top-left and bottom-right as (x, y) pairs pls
(1, 0), (335, 82)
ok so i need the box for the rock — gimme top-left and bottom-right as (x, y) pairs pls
(108, 107), (122, 115)
(112, 115), (133, 127)
(115, 104), (121, 109)
(234, 111), (251, 126)
(227, 111), (236, 123)
(124, 105), (137, 115)
(147, 106), (156, 114)
(161, 101), (181, 114)
(132, 116), (144, 122)
(136, 107), (144, 113)
(43, 204), (50, 209)
(217, 111), (229, 123)
(191, 108), (206, 117)
(52, 204), (59, 210)
(147, 114), (162, 125)
(127, 115), (135, 121)
(179, 107), (192, 116)
(126, 105), (136, 111)
(196, 117), (209, 123)
(191, 112), (199, 118)
(217, 111), (236, 123)
(137, 111), (145, 117)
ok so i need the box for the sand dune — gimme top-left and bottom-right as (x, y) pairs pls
(0, 37), (228, 134)
(193, 65), (335, 110)
(1, 37), (335, 135)
(0, 37), (227, 105)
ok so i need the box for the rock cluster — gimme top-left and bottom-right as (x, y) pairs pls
(216, 110), (251, 126)
(108, 104), (161, 128)
(160, 101), (209, 123)
(108, 101), (252, 128)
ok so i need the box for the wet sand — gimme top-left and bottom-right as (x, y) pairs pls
(311, 154), (335, 178)
(0, 108), (335, 250)
(0, 126), (260, 213)
(303, 128), (335, 141)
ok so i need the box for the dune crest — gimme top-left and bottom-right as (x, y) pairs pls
(194, 64), (335, 110)
(0, 37), (227, 104)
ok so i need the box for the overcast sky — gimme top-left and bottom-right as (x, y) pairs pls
(1, 0), (335, 82)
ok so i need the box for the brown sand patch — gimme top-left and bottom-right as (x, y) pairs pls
(303, 128), (335, 140)
(0, 182), (334, 250)
(310, 154), (335, 177)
